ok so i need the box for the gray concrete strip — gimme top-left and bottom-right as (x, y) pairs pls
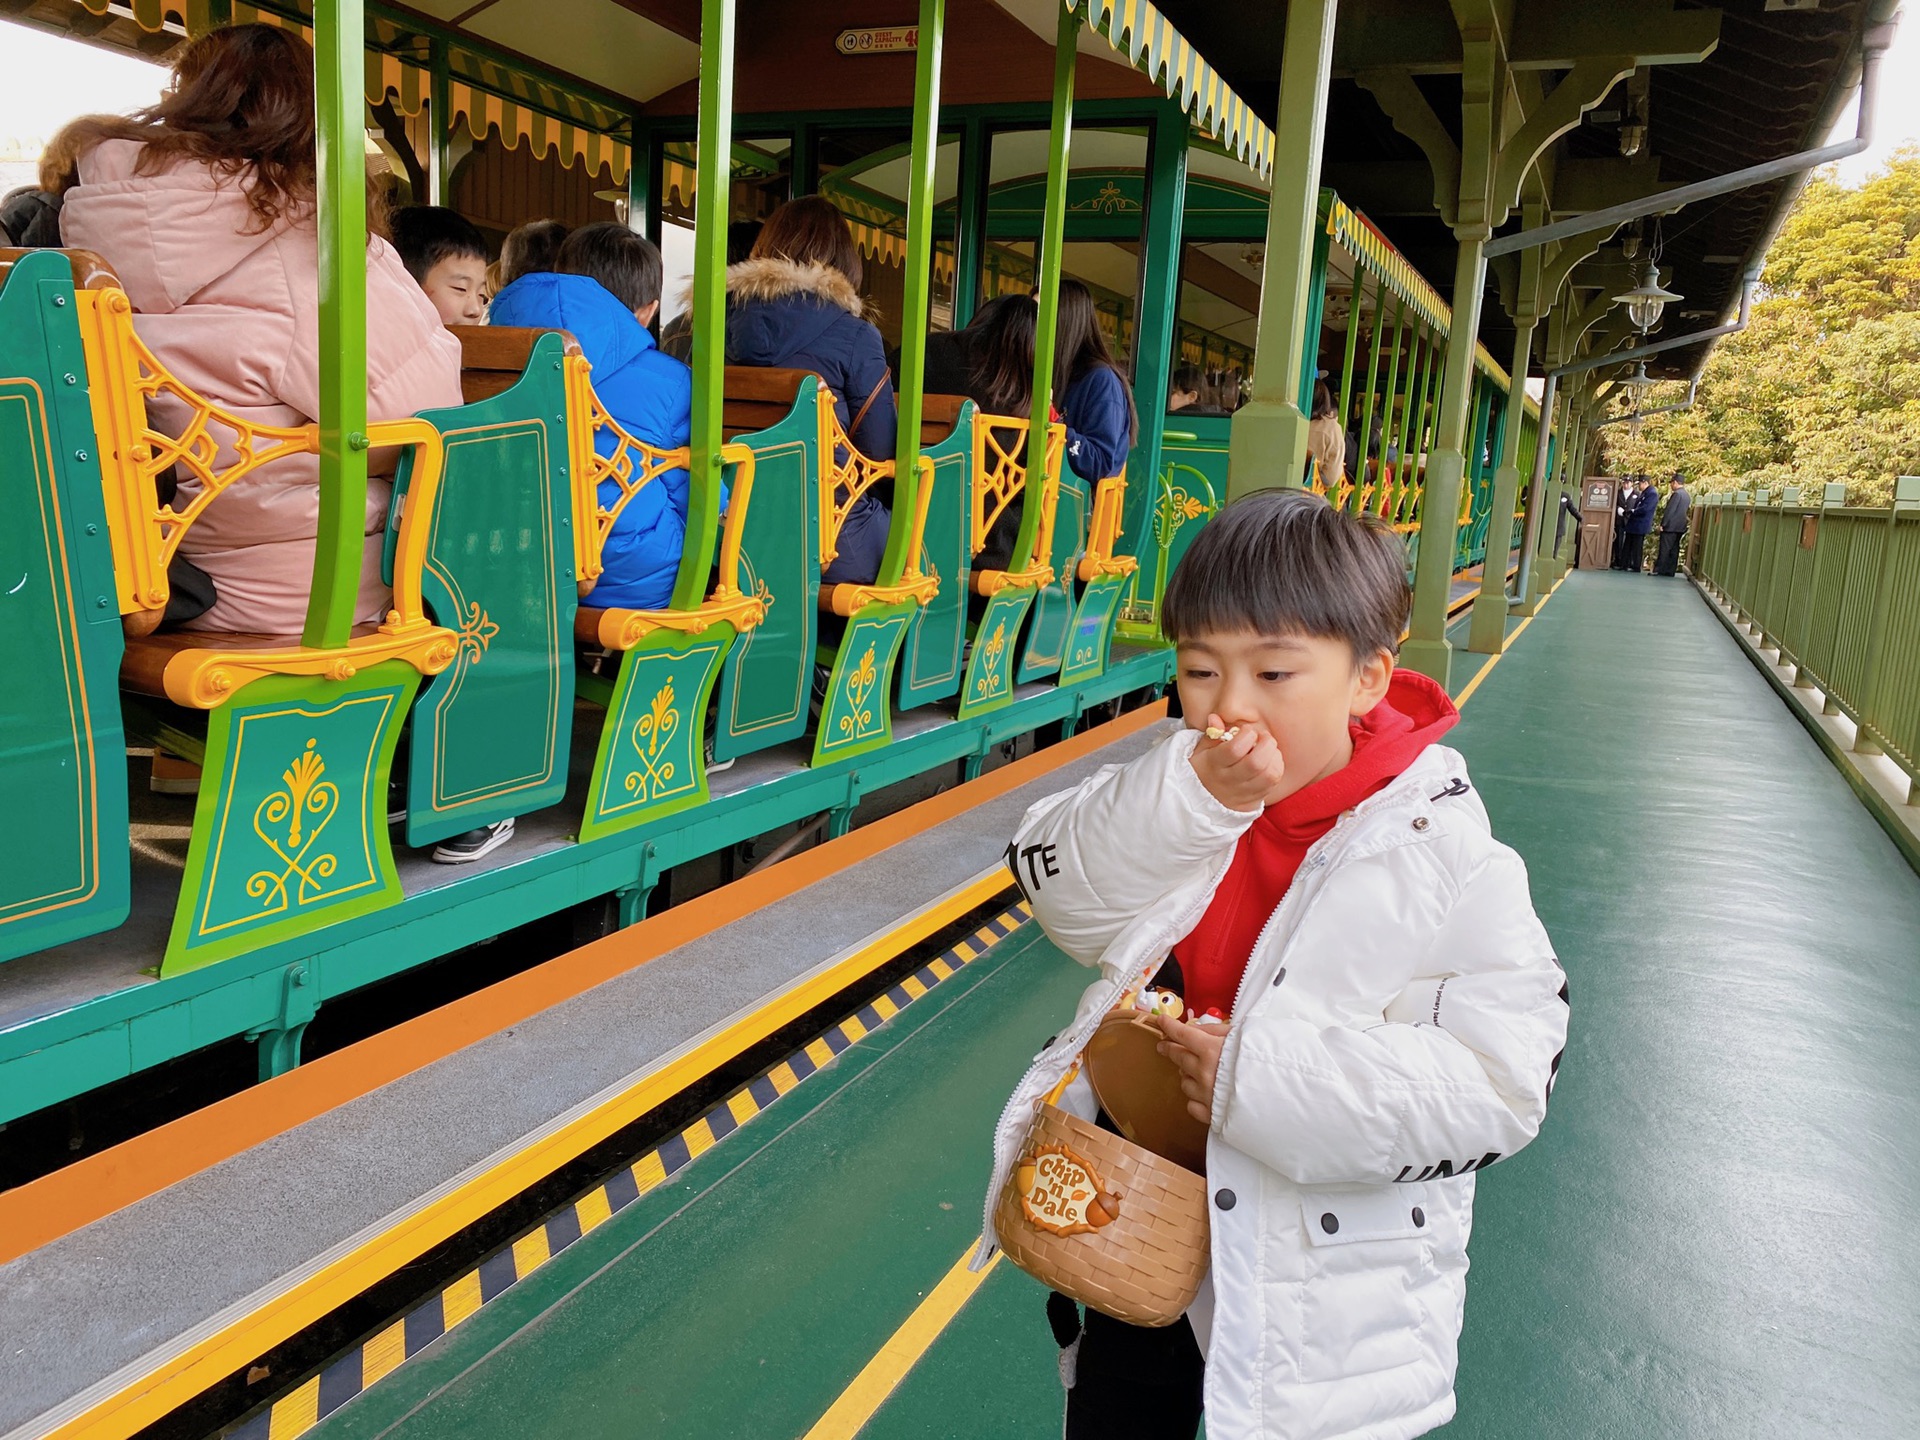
(0, 720), (1169, 1438)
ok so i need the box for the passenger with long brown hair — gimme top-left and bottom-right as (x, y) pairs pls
(725, 195), (896, 588)
(965, 295), (1042, 574)
(1053, 278), (1138, 485)
(57, 23), (462, 637)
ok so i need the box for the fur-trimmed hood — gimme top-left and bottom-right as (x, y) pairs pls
(723, 256), (865, 317)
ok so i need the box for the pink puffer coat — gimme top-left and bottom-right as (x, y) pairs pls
(61, 139), (462, 636)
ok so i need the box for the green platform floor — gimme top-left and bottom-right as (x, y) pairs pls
(304, 571), (1920, 1439)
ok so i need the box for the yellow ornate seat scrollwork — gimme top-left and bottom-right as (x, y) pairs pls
(565, 355), (766, 651)
(971, 413), (1065, 596)
(1078, 473), (1140, 583)
(814, 389), (939, 618)
(70, 279), (458, 708)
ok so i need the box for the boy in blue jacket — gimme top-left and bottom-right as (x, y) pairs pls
(489, 222), (698, 611)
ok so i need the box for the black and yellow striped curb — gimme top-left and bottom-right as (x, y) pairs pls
(223, 901), (1033, 1440)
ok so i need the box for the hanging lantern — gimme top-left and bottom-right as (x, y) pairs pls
(1614, 266), (1682, 333)
(1618, 362), (1656, 406)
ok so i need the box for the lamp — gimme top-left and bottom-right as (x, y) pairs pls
(1614, 265), (1682, 333)
(1618, 362), (1656, 406)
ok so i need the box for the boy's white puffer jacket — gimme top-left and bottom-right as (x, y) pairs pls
(978, 723), (1567, 1440)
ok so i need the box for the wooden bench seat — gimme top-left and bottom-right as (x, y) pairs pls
(449, 325), (583, 405)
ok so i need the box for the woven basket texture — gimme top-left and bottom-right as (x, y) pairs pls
(995, 1103), (1210, 1327)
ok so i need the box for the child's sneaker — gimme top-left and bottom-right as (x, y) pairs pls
(150, 753), (201, 796)
(431, 817), (515, 865)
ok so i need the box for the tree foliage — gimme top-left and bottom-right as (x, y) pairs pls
(1602, 147), (1920, 505)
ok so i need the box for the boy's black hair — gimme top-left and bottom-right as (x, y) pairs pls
(557, 221), (663, 314)
(389, 205), (487, 284)
(1161, 487), (1410, 660)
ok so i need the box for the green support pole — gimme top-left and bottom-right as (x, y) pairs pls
(1122, 99), (1190, 545)
(1517, 368), (1563, 610)
(304, 0), (370, 651)
(627, 114), (650, 234)
(1334, 269), (1368, 488)
(1401, 232), (1490, 685)
(952, 116), (988, 327)
(1355, 288), (1391, 509)
(1226, 0), (1337, 501)
(674, 0), (735, 609)
(1016, 1), (1077, 571)
(1470, 311), (1538, 650)
(1376, 301), (1407, 511)
(792, 124), (818, 197)
(1296, 220), (1334, 419)
(428, 37), (451, 205)
(879, 0), (946, 585)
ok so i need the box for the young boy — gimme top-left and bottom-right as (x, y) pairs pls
(488, 222), (698, 612)
(390, 205), (490, 327)
(981, 488), (1569, 1440)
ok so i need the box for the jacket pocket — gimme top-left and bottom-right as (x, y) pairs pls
(1295, 1187), (1432, 1382)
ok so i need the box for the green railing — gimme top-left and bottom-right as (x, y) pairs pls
(1692, 477), (1920, 804)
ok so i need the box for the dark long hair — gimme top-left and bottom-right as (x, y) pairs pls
(56, 25), (321, 232)
(1054, 278), (1138, 446)
(750, 195), (863, 290)
(969, 296), (1038, 417)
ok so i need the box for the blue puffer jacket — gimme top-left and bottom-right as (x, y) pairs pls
(489, 272), (694, 610)
(1061, 364), (1135, 483)
(724, 258), (896, 587)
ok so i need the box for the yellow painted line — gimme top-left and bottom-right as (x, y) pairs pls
(511, 1226), (550, 1276)
(28, 867), (1015, 1440)
(265, 1378), (318, 1440)
(800, 1244), (1003, 1440)
(767, 1061), (801, 1096)
(727, 1090), (760, 1127)
(358, 1319), (407, 1388)
(900, 975), (928, 1000)
(574, 1187), (613, 1235)
(870, 995), (899, 1022)
(1453, 572), (1566, 711)
(440, 1271), (483, 1330)
(630, 1150), (669, 1191)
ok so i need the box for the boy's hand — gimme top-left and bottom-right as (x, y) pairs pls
(1190, 713), (1287, 812)
(1154, 1014), (1225, 1126)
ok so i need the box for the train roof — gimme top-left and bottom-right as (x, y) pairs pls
(7, 0), (1898, 382)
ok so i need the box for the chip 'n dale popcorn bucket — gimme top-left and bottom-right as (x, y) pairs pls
(993, 985), (1219, 1326)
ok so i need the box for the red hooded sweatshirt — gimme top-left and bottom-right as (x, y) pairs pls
(1173, 670), (1460, 1019)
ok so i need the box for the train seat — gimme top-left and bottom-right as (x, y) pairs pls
(56, 252), (452, 976)
(383, 325), (586, 849)
(895, 393), (978, 713)
(565, 359), (763, 841)
(954, 413), (1062, 717)
(0, 249), (134, 963)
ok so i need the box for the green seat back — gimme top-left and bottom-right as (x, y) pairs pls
(713, 373), (823, 764)
(0, 251), (130, 963)
(1017, 471), (1090, 682)
(897, 397), (977, 711)
(395, 330), (578, 847)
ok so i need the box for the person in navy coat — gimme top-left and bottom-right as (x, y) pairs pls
(1624, 473), (1659, 572)
(489, 223), (701, 611)
(724, 197), (897, 590)
(1053, 278), (1137, 488)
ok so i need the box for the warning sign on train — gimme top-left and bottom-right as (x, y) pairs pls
(837, 27), (917, 54)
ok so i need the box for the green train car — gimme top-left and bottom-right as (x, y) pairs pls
(0, 0), (1543, 1129)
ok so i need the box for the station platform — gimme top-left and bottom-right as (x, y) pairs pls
(7, 569), (1912, 1440)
